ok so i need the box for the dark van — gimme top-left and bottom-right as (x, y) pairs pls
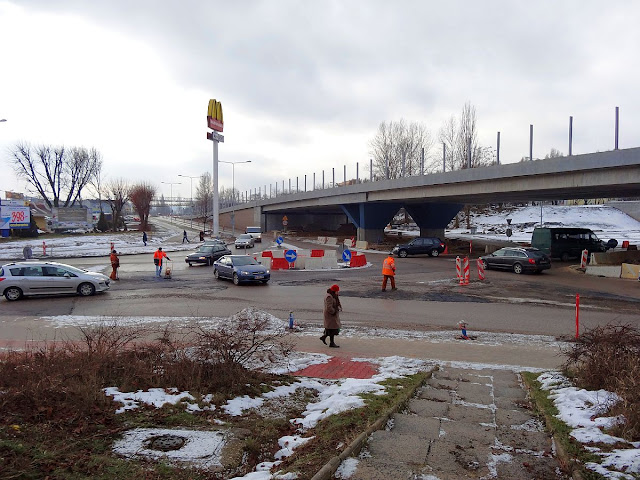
(531, 227), (606, 261)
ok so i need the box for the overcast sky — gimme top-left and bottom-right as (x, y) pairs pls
(1, 1), (639, 202)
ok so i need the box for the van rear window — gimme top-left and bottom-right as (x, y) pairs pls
(246, 227), (261, 233)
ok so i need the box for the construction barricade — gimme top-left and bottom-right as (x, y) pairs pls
(271, 258), (290, 270)
(580, 249), (588, 268)
(311, 249), (324, 257)
(349, 254), (367, 268)
(455, 256), (462, 282)
(262, 250), (273, 258)
(477, 258), (485, 280)
(463, 257), (470, 285)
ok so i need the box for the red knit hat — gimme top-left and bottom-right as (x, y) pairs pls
(330, 284), (340, 292)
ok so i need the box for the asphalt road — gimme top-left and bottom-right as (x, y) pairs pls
(1, 234), (639, 368)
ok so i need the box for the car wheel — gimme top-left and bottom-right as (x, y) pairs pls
(262, 280), (269, 284)
(78, 282), (96, 296)
(561, 252), (570, 262)
(513, 263), (523, 274)
(398, 250), (408, 258)
(233, 273), (240, 285)
(188, 262), (192, 267)
(214, 269), (220, 280)
(4, 286), (23, 301)
(481, 260), (489, 270)
(430, 249), (440, 257)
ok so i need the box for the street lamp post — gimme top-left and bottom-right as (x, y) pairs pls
(160, 181), (181, 223)
(219, 160), (251, 236)
(178, 174), (198, 229)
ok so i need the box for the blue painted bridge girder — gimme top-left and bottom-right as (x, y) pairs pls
(341, 203), (401, 243)
(404, 203), (463, 238)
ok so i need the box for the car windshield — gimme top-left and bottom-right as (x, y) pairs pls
(52, 264), (88, 275)
(197, 246), (215, 253)
(231, 257), (258, 266)
(246, 227), (261, 233)
(237, 235), (252, 240)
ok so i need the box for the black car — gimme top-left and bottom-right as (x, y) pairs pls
(480, 247), (551, 274)
(185, 244), (232, 266)
(392, 237), (446, 258)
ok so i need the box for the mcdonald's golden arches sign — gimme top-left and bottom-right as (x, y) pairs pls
(207, 99), (224, 132)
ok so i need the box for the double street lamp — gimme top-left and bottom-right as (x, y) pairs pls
(219, 160), (251, 236)
(177, 174), (198, 229)
(160, 181), (181, 223)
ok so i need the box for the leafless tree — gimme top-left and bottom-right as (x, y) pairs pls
(194, 172), (213, 218)
(438, 102), (491, 171)
(10, 142), (101, 208)
(545, 148), (564, 159)
(129, 182), (156, 231)
(369, 119), (433, 179)
(105, 178), (130, 232)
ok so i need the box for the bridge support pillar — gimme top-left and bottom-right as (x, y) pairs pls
(404, 203), (463, 240)
(341, 203), (402, 244)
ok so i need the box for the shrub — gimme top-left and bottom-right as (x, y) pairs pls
(563, 324), (640, 440)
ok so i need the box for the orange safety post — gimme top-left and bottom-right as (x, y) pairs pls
(580, 249), (588, 268)
(463, 256), (470, 285)
(477, 258), (485, 280)
(456, 256), (462, 283)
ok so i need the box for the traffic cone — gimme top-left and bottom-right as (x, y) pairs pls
(443, 244), (449, 254)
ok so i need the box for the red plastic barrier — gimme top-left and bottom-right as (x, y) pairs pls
(262, 250), (273, 257)
(311, 249), (324, 257)
(350, 254), (367, 267)
(271, 257), (290, 270)
(622, 240), (630, 249)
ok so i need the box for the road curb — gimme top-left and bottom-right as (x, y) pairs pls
(310, 366), (437, 480)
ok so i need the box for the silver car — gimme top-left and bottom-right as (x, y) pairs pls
(0, 261), (111, 301)
(234, 234), (255, 249)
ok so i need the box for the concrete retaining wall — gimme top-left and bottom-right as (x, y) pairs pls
(305, 257), (324, 269)
(590, 250), (640, 265)
(585, 265), (621, 278)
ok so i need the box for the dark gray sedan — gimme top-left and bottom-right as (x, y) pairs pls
(480, 247), (551, 274)
(213, 255), (270, 285)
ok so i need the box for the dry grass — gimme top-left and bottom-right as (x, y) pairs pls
(563, 323), (640, 440)
(0, 311), (297, 479)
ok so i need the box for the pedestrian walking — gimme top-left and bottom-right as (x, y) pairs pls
(199, 231), (205, 242)
(153, 247), (170, 277)
(320, 284), (342, 348)
(182, 230), (190, 243)
(381, 252), (397, 291)
(142, 231), (148, 246)
(109, 249), (120, 281)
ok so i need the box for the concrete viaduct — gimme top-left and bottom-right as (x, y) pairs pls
(220, 147), (640, 243)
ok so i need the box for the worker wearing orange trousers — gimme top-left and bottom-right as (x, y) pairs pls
(382, 253), (397, 291)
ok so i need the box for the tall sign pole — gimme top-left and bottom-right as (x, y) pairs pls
(207, 99), (224, 237)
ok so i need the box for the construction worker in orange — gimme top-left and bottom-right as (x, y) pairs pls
(109, 249), (120, 280)
(381, 252), (397, 291)
(153, 247), (170, 278)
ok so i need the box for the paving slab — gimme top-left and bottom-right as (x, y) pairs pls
(349, 459), (420, 480)
(391, 413), (441, 440)
(426, 440), (492, 478)
(439, 419), (496, 444)
(427, 377), (458, 390)
(456, 381), (493, 400)
(364, 430), (430, 465)
(496, 427), (553, 454)
(494, 451), (569, 479)
(446, 403), (494, 424)
(407, 398), (449, 418)
(493, 385), (527, 400)
(417, 385), (452, 402)
(495, 407), (539, 428)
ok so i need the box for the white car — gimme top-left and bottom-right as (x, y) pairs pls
(245, 226), (263, 242)
(0, 261), (111, 301)
(234, 234), (255, 249)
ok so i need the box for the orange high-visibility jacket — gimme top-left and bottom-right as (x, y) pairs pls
(382, 256), (396, 276)
(153, 250), (168, 265)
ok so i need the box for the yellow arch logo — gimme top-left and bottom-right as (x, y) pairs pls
(207, 99), (224, 132)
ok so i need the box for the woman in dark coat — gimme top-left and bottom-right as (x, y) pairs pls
(321, 284), (342, 348)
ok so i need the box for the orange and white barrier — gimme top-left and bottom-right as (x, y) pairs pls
(580, 249), (588, 268)
(42, 241), (47, 256)
(110, 242), (114, 253)
(455, 256), (462, 282)
(477, 258), (485, 280)
(462, 256), (470, 285)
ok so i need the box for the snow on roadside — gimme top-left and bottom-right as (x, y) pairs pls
(537, 372), (640, 479)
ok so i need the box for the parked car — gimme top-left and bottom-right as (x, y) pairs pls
(480, 247), (551, 274)
(213, 255), (270, 285)
(0, 261), (111, 301)
(392, 237), (446, 258)
(531, 227), (608, 261)
(185, 244), (232, 266)
(234, 234), (255, 249)
(245, 226), (263, 242)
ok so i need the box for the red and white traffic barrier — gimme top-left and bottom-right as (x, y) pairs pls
(110, 242), (114, 253)
(477, 258), (485, 280)
(580, 249), (588, 268)
(456, 256), (462, 283)
(463, 256), (470, 285)
(42, 241), (47, 256)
